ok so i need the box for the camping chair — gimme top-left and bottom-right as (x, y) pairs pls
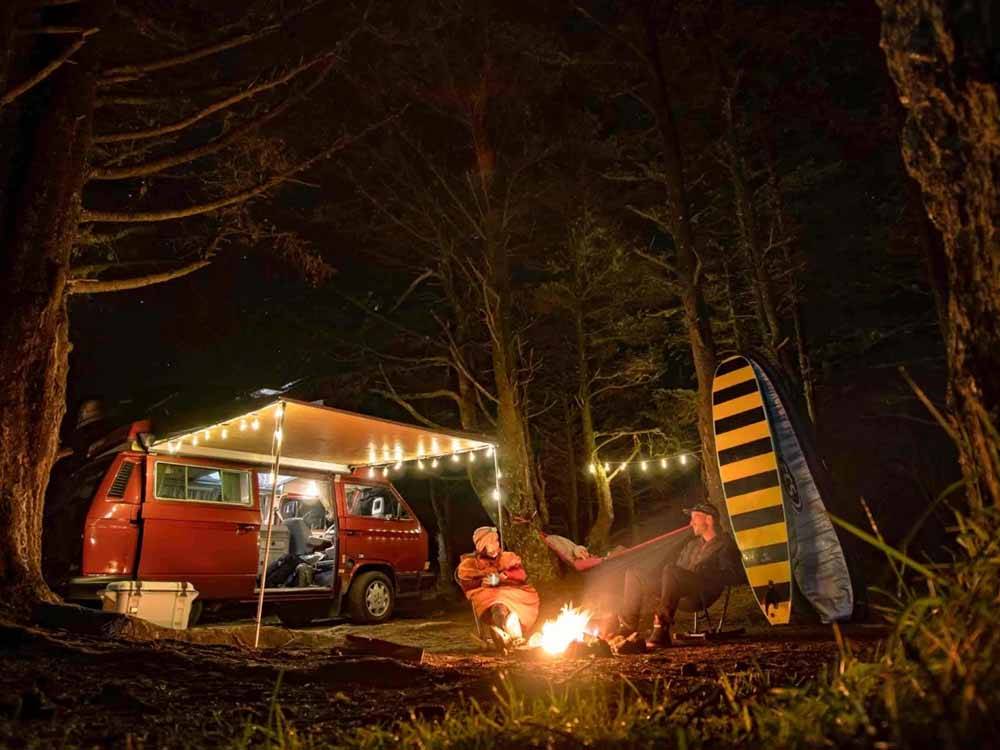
(677, 542), (748, 641)
(454, 554), (489, 645)
(676, 585), (744, 640)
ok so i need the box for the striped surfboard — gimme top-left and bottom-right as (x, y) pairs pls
(712, 355), (792, 625)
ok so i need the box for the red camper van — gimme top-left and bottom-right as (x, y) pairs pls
(56, 400), (495, 627)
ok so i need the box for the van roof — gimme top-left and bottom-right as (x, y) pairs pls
(148, 398), (495, 474)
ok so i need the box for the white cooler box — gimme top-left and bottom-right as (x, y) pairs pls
(102, 581), (199, 629)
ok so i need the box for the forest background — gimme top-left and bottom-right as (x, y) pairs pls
(2, 0), (958, 598)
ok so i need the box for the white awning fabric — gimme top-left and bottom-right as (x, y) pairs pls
(149, 397), (496, 473)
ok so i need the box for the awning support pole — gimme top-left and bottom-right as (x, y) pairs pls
(492, 447), (503, 547)
(254, 402), (286, 649)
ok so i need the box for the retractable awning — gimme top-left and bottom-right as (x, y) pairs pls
(149, 397), (496, 473)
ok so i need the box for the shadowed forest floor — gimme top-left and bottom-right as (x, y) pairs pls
(0, 586), (886, 749)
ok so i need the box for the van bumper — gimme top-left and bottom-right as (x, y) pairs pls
(67, 575), (131, 602)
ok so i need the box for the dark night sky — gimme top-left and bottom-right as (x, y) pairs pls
(61, 0), (951, 552)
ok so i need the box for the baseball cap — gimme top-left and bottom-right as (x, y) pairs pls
(683, 503), (720, 520)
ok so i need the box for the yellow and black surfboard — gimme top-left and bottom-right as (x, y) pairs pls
(712, 355), (792, 625)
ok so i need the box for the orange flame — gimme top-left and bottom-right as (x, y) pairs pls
(537, 604), (592, 655)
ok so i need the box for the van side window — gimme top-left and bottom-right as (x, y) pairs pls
(344, 484), (411, 521)
(154, 462), (251, 506)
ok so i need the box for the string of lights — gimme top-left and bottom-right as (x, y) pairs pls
(587, 449), (700, 475)
(163, 409), (269, 453)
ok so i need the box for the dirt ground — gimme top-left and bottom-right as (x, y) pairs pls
(0, 588), (886, 749)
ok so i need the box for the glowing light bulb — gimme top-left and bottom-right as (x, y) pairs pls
(203, 430), (210, 440)
(661, 458), (667, 469)
(469, 452), (476, 463)
(641, 461), (648, 472)
(451, 453), (460, 463)
(417, 459), (425, 470)
(496, 471), (503, 479)
(274, 428), (283, 445)
(192, 435), (199, 447)
(588, 463), (596, 474)
(221, 427), (229, 439)
(394, 461), (402, 470)
(486, 446), (494, 457)
(368, 467), (376, 478)
(492, 488), (501, 501)
(680, 454), (688, 465)
(603, 462), (610, 472)
(382, 467), (389, 477)
(432, 458), (439, 468)
(251, 418), (260, 431)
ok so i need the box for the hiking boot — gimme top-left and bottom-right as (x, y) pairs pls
(605, 615), (638, 639)
(645, 614), (673, 649)
(488, 624), (511, 654)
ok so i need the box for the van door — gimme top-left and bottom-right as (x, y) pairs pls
(137, 457), (260, 600)
(340, 481), (427, 592)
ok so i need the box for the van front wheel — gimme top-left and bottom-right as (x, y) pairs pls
(348, 571), (395, 623)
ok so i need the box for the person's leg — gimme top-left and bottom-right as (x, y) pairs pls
(617, 567), (644, 636)
(484, 603), (513, 651)
(647, 566), (704, 647)
(659, 565), (705, 622)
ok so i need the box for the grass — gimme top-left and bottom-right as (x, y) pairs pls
(228, 504), (1000, 749)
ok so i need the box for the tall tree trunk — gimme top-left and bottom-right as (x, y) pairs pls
(619, 472), (637, 546)
(562, 395), (580, 540)
(0, 0), (105, 613)
(723, 122), (798, 382)
(429, 480), (454, 595)
(763, 136), (817, 423)
(573, 300), (614, 552)
(486, 211), (555, 578)
(720, 249), (750, 352)
(582, 401), (614, 554)
(642, 7), (722, 506)
(878, 0), (1000, 509)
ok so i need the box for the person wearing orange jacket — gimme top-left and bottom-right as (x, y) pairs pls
(456, 526), (540, 650)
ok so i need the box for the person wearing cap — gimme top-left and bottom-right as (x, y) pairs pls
(616, 503), (735, 648)
(456, 526), (540, 650)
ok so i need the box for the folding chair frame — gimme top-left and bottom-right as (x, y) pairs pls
(677, 586), (746, 641)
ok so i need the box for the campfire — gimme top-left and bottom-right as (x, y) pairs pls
(528, 604), (595, 655)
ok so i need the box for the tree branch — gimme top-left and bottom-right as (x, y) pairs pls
(388, 269), (435, 313)
(88, 60), (336, 180)
(75, 225), (154, 246)
(94, 54), (334, 143)
(373, 368), (449, 430)
(67, 258), (211, 294)
(100, 27), (279, 81)
(634, 245), (675, 274)
(81, 112), (397, 223)
(15, 25), (94, 35)
(898, 366), (959, 443)
(0, 30), (96, 108)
